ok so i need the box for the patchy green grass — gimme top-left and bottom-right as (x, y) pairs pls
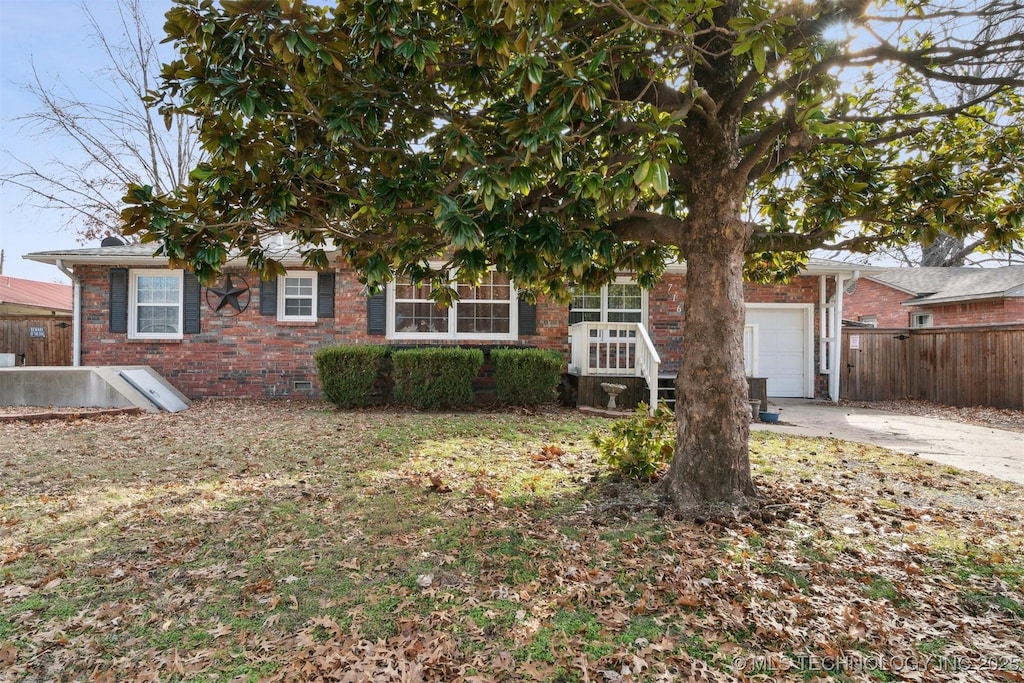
(1, 400), (1022, 682)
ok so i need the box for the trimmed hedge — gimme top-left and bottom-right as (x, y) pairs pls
(392, 347), (484, 409)
(315, 345), (390, 407)
(492, 348), (565, 406)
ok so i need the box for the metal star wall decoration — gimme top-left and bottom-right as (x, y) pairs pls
(206, 273), (251, 315)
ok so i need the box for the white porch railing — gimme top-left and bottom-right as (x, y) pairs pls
(568, 322), (661, 410)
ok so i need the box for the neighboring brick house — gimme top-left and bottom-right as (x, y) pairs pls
(26, 242), (868, 403)
(844, 267), (1024, 328)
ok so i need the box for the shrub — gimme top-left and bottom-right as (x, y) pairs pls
(391, 347), (484, 409)
(492, 348), (564, 406)
(590, 403), (675, 480)
(315, 345), (390, 407)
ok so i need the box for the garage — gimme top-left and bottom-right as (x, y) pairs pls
(745, 305), (814, 398)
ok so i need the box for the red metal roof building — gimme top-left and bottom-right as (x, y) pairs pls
(0, 275), (73, 316)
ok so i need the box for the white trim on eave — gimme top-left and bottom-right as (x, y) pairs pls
(26, 254), (174, 268)
(24, 253), (326, 269)
(663, 260), (882, 278)
(24, 243), (338, 270)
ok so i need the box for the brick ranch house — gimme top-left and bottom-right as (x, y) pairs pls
(843, 266), (1024, 328)
(26, 242), (873, 408)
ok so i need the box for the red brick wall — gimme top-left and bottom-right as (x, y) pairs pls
(77, 264), (569, 399)
(648, 273), (824, 365)
(531, 296), (570, 357)
(80, 265), (339, 398)
(910, 299), (1024, 326)
(78, 263), (836, 400)
(843, 279), (912, 327)
(843, 278), (1024, 327)
(647, 272), (687, 370)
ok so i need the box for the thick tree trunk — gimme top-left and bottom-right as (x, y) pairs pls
(652, 0), (757, 510)
(657, 213), (759, 510)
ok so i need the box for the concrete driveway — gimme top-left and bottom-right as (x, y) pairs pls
(751, 398), (1024, 486)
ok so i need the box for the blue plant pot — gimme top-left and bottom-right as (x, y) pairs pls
(758, 411), (780, 424)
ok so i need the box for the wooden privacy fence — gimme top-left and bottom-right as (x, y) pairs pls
(0, 317), (73, 366)
(841, 324), (1024, 410)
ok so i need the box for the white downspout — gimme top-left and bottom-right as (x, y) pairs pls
(829, 274), (846, 403)
(55, 259), (81, 367)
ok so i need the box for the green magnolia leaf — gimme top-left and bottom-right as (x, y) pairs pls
(752, 46), (766, 74)
(633, 160), (651, 188)
(651, 159), (670, 197)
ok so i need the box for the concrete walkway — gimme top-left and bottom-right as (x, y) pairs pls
(751, 398), (1024, 486)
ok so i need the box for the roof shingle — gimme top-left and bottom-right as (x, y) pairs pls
(869, 266), (1024, 304)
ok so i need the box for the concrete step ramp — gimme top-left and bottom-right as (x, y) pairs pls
(0, 366), (189, 413)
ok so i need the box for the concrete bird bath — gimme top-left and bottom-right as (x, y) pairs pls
(599, 382), (627, 410)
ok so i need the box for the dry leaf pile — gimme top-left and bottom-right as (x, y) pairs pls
(1, 400), (1022, 682)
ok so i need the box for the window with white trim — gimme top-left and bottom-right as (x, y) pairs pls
(388, 271), (516, 340)
(129, 270), (183, 339)
(569, 280), (646, 324)
(456, 273), (512, 335)
(278, 274), (317, 321)
(568, 286), (602, 323)
(910, 312), (933, 328)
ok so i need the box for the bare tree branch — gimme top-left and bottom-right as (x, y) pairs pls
(0, 0), (201, 243)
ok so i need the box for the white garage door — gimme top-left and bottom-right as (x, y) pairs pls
(745, 306), (811, 398)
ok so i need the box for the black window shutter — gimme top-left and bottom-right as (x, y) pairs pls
(518, 297), (538, 336)
(109, 268), (128, 333)
(183, 272), (201, 334)
(317, 272), (335, 318)
(260, 277), (278, 316)
(366, 291), (386, 335)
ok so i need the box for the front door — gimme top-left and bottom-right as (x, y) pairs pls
(569, 281), (647, 374)
(569, 281), (645, 325)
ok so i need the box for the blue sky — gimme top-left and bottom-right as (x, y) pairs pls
(0, 0), (171, 282)
(0, 1), (1015, 282)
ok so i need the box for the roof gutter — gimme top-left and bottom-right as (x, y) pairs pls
(55, 259), (81, 367)
(900, 291), (1012, 307)
(25, 249), (335, 269)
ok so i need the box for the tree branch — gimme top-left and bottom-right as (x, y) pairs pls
(606, 211), (685, 245)
(612, 78), (691, 113)
(828, 88), (1004, 124)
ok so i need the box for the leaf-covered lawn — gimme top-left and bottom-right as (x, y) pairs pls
(1, 401), (1022, 682)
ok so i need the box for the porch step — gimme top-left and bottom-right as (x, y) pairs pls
(657, 374), (675, 410)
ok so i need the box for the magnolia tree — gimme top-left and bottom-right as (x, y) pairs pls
(124, 0), (1024, 509)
